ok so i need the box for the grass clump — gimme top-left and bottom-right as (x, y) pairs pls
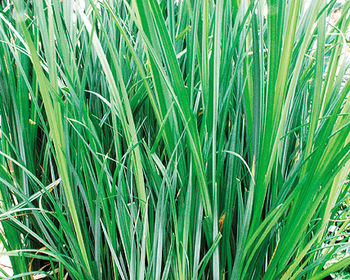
(0, 0), (350, 279)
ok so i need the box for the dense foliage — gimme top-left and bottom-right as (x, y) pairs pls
(0, 0), (350, 279)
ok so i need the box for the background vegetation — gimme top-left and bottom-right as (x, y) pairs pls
(0, 0), (350, 279)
